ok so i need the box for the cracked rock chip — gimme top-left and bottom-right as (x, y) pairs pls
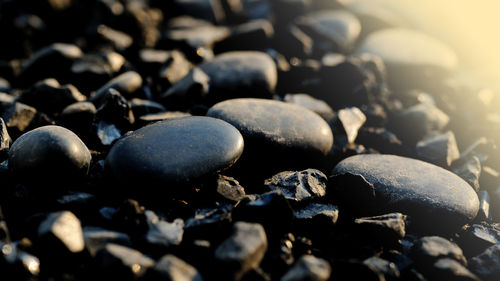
(469, 244), (500, 281)
(331, 154), (479, 232)
(215, 222), (268, 281)
(265, 169), (327, 202)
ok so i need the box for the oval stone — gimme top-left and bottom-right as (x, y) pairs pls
(332, 154), (479, 232)
(9, 125), (92, 182)
(207, 98), (333, 171)
(106, 116), (244, 185)
(199, 51), (277, 102)
(355, 28), (458, 92)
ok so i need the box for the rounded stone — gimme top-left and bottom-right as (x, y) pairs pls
(199, 51), (277, 102)
(9, 125), (92, 182)
(331, 154), (479, 232)
(207, 98), (333, 171)
(356, 28), (458, 92)
(106, 116), (244, 185)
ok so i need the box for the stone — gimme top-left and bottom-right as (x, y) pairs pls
(37, 211), (85, 255)
(9, 125), (92, 182)
(354, 213), (407, 246)
(174, 0), (226, 24)
(214, 19), (274, 53)
(458, 223), (500, 257)
(19, 43), (83, 86)
(158, 50), (193, 90)
(130, 98), (166, 117)
(0, 77), (10, 92)
(216, 174), (246, 202)
(452, 155), (481, 192)
(281, 255), (331, 281)
(390, 102), (450, 145)
(18, 78), (86, 115)
(199, 52), (277, 103)
(106, 116), (244, 185)
(296, 10), (361, 54)
(70, 54), (114, 93)
(96, 24), (133, 53)
(97, 243), (155, 279)
(477, 190), (493, 221)
(215, 222), (268, 280)
(159, 68), (210, 110)
(232, 192), (294, 233)
(83, 227), (132, 257)
(363, 256), (400, 279)
(347, 1), (405, 38)
(207, 98), (333, 171)
(332, 106), (366, 147)
(411, 236), (467, 267)
(149, 254), (203, 281)
(283, 93), (335, 121)
(1, 100), (37, 136)
(184, 205), (232, 242)
(356, 127), (403, 154)
(416, 131), (460, 167)
(90, 71), (143, 105)
(426, 258), (480, 281)
(137, 111), (192, 127)
(356, 28), (458, 92)
(0, 242), (40, 278)
(144, 210), (184, 248)
(331, 154), (479, 232)
(264, 169), (327, 202)
(0, 118), (11, 153)
(293, 203), (339, 228)
(469, 244), (500, 280)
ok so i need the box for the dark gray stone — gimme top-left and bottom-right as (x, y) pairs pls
(416, 131), (460, 167)
(477, 190), (493, 221)
(363, 256), (400, 279)
(37, 211), (85, 255)
(90, 71), (143, 104)
(428, 258), (480, 281)
(150, 254), (203, 281)
(451, 155), (481, 192)
(331, 154), (479, 232)
(470, 244), (500, 280)
(283, 93), (335, 121)
(214, 19), (274, 53)
(137, 111), (192, 127)
(97, 243), (155, 279)
(83, 227), (132, 257)
(106, 116), (244, 185)
(293, 203), (339, 228)
(296, 10), (361, 53)
(96, 25), (133, 53)
(0, 98), (37, 136)
(281, 255), (331, 281)
(158, 50), (193, 89)
(458, 223), (500, 257)
(9, 125), (92, 182)
(207, 98), (333, 170)
(356, 28), (458, 92)
(159, 68), (210, 110)
(354, 213), (407, 243)
(264, 169), (327, 202)
(215, 222), (268, 281)
(199, 51), (277, 102)
(332, 106), (366, 146)
(390, 102), (450, 145)
(411, 236), (467, 266)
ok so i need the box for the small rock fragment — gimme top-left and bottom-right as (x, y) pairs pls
(216, 174), (246, 202)
(97, 243), (155, 279)
(411, 236), (467, 267)
(416, 131), (460, 167)
(469, 244), (500, 281)
(280, 255), (331, 281)
(451, 155), (481, 192)
(354, 213), (407, 246)
(37, 211), (85, 254)
(264, 169), (327, 202)
(215, 222), (268, 280)
(149, 254), (203, 281)
(83, 227), (132, 257)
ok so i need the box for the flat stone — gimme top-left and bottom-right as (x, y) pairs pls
(207, 98), (333, 171)
(451, 155), (481, 192)
(296, 10), (361, 53)
(331, 154), (479, 232)
(83, 227), (132, 257)
(356, 28), (458, 92)
(428, 258), (480, 281)
(354, 213), (407, 244)
(106, 116), (244, 185)
(199, 51), (277, 102)
(458, 223), (500, 257)
(411, 236), (467, 266)
(90, 71), (143, 105)
(9, 125), (92, 182)
(97, 243), (155, 279)
(293, 203), (339, 228)
(283, 93), (335, 121)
